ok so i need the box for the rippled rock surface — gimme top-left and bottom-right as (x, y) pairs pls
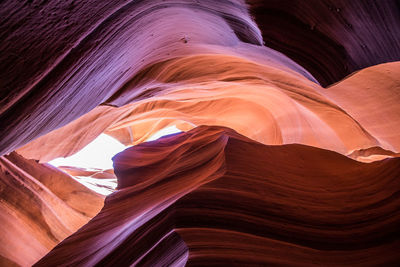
(0, 153), (104, 266)
(35, 126), (400, 266)
(0, 0), (399, 265)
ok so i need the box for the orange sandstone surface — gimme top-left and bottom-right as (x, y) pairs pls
(17, 61), (400, 163)
(35, 126), (400, 266)
(0, 153), (104, 266)
(0, 0), (399, 266)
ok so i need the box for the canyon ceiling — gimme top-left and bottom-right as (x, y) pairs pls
(0, 0), (399, 266)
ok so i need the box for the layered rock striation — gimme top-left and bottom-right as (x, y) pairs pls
(0, 153), (104, 266)
(35, 126), (400, 266)
(17, 62), (400, 163)
(0, 0), (399, 265)
(248, 0), (400, 86)
(1, 0), (399, 157)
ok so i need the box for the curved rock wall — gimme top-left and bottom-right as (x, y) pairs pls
(17, 62), (400, 163)
(1, 0), (399, 156)
(0, 0), (270, 156)
(0, 0), (399, 266)
(0, 153), (104, 266)
(35, 126), (400, 266)
(248, 0), (400, 86)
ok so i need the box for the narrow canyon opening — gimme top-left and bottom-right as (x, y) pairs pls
(1, 0), (399, 266)
(48, 126), (182, 196)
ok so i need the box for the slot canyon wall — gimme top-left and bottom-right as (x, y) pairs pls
(0, 152), (104, 266)
(0, 0), (399, 266)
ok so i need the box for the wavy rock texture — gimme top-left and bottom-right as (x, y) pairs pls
(0, 0), (267, 155)
(248, 0), (400, 86)
(0, 0), (400, 266)
(0, 153), (104, 266)
(35, 126), (400, 266)
(323, 63), (400, 154)
(1, 0), (399, 157)
(17, 62), (400, 163)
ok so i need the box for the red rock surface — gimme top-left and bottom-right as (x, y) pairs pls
(0, 0), (399, 266)
(35, 126), (400, 266)
(1, 0), (399, 156)
(17, 62), (400, 163)
(0, 153), (104, 266)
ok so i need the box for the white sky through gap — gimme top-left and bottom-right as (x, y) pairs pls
(49, 125), (182, 170)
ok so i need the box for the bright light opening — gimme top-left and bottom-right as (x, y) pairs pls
(50, 125), (182, 170)
(49, 134), (126, 170)
(147, 125), (182, 141)
(49, 126), (182, 195)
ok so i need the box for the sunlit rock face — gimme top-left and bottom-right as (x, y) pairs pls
(0, 153), (104, 266)
(17, 61), (400, 163)
(0, 0), (399, 266)
(35, 126), (400, 266)
(1, 0), (399, 157)
(0, 0), (267, 156)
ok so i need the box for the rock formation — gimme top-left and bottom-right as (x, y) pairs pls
(35, 126), (400, 266)
(0, 0), (399, 266)
(1, 0), (399, 156)
(0, 153), (104, 266)
(17, 61), (400, 163)
(248, 0), (400, 86)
